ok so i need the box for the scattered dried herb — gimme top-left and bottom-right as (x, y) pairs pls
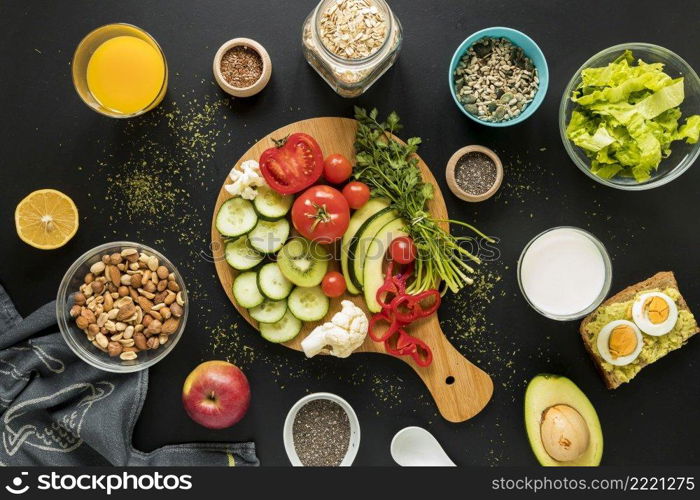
(292, 399), (350, 466)
(220, 46), (263, 88)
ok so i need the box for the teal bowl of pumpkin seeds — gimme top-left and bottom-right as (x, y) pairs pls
(449, 27), (549, 127)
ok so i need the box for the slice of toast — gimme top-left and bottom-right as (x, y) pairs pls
(580, 271), (699, 389)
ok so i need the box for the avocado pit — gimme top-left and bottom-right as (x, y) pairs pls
(540, 404), (590, 462)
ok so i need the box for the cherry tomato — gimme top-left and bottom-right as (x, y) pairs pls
(323, 154), (353, 184)
(342, 181), (370, 209)
(321, 271), (347, 298)
(259, 133), (324, 194)
(390, 236), (417, 264)
(291, 185), (350, 243)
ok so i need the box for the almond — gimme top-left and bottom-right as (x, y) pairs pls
(170, 303), (183, 318)
(116, 302), (136, 321)
(161, 318), (179, 335)
(137, 296), (154, 313)
(108, 265), (121, 287)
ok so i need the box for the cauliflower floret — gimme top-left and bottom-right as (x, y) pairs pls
(225, 159), (267, 199)
(301, 300), (368, 358)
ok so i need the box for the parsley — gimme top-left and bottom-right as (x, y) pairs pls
(353, 107), (492, 293)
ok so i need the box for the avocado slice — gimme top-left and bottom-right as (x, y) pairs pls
(341, 198), (390, 295)
(363, 218), (408, 313)
(347, 208), (398, 290)
(524, 374), (603, 466)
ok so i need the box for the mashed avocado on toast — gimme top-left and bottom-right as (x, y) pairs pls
(581, 272), (699, 389)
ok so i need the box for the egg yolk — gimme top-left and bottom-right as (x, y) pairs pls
(608, 324), (637, 359)
(644, 296), (669, 324)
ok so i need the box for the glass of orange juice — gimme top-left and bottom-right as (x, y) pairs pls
(72, 23), (168, 118)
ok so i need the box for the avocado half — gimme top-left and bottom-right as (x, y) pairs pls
(524, 374), (603, 466)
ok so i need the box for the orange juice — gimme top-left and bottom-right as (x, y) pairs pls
(86, 35), (166, 115)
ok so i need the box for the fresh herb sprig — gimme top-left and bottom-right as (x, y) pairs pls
(353, 107), (492, 293)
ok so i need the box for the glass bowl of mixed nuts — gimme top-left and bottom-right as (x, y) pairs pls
(57, 242), (188, 373)
(449, 27), (549, 127)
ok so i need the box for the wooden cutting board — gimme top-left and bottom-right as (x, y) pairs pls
(211, 117), (493, 422)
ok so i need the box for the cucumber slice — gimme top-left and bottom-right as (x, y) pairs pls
(249, 299), (287, 323)
(257, 262), (293, 300)
(287, 286), (329, 322)
(225, 238), (264, 271)
(259, 309), (302, 343)
(216, 198), (258, 238)
(232, 271), (264, 308)
(248, 218), (290, 254)
(254, 186), (293, 220)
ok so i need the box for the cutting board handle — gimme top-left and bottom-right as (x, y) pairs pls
(408, 318), (494, 423)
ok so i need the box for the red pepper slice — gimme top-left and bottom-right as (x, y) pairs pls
(408, 336), (433, 367)
(409, 289), (441, 318)
(389, 289), (441, 323)
(368, 311), (404, 343)
(375, 262), (415, 310)
(383, 327), (433, 367)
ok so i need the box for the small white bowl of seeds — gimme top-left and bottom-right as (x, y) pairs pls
(283, 392), (360, 466)
(57, 242), (187, 373)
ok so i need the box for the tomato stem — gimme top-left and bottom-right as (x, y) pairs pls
(271, 134), (290, 148)
(306, 202), (331, 232)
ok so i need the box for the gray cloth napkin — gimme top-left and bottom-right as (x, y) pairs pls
(0, 284), (259, 466)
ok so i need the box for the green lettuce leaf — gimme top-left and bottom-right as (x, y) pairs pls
(566, 50), (700, 183)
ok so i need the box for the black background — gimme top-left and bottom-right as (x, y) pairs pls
(1, 0), (699, 466)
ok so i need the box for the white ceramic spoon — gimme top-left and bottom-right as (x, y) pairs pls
(390, 426), (456, 467)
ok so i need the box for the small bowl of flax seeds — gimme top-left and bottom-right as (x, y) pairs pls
(283, 393), (360, 467)
(213, 38), (271, 97)
(446, 145), (503, 202)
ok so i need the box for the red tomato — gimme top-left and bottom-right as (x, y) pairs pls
(291, 185), (350, 243)
(259, 133), (324, 194)
(323, 154), (353, 184)
(342, 181), (370, 209)
(321, 271), (347, 298)
(390, 236), (417, 264)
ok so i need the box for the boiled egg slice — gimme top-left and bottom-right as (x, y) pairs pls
(632, 292), (678, 336)
(596, 320), (643, 366)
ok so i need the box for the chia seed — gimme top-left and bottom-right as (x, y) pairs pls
(292, 399), (350, 466)
(455, 152), (497, 195)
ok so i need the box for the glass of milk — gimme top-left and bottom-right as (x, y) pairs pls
(517, 226), (612, 321)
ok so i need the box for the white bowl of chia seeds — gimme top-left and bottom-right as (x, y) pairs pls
(283, 392), (360, 467)
(449, 27), (549, 127)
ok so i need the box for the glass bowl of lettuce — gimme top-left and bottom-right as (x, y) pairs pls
(560, 43), (700, 190)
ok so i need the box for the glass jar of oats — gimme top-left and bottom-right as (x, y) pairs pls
(302, 0), (403, 98)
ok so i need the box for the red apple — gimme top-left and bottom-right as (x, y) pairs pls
(182, 360), (251, 429)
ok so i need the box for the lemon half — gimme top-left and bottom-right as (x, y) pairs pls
(15, 189), (79, 249)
